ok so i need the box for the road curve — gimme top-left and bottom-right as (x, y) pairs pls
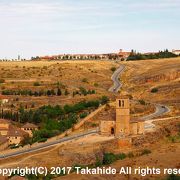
(108, 65), (125, 93)
(140, 104), (170, 121)
(108, 64), (170, 121)
(0, 130), (98, 159)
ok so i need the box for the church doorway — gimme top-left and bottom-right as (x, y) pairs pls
(111, 127), (115, 135)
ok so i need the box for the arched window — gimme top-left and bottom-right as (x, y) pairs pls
(119, 100), (121, 107)
(122, 100), (124, 107)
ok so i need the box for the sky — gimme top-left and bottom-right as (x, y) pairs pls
(0, 0), (180, 59)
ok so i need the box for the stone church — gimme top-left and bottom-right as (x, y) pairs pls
(99, 96), (145, 137)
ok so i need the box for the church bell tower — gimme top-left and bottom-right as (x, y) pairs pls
(115, 96), (130, 137)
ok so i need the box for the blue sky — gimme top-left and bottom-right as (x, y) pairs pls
(0, 0), (180, 59)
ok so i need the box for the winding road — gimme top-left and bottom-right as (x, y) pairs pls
(108, 65), (125, 93)
(0, 65), (170, 159)
(108, 64), (170, 121)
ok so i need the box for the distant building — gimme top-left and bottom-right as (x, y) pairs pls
(118, 49), (131, 60)
(0, 95), (9, 104)
(99, 96), (145, 137)
(21, 123), (38, 137)
(0, 119), (28, 149)
(172, 49), (180, 55)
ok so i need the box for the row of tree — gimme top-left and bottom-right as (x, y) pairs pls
(2, 87), (96, 97)
(127, 49), (178, 61)
(1, 88), (68, 96)
(73, 87), (96, 97)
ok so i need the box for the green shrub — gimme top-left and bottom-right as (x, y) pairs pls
(79, 112), (88, 119)
(151, 88), (158, 93)
(141, 149), (151, 155)
(82, 78), (88, 83)
(94, 83), (99, 87)
(33, 82), (40, 86)
(116, 153), (126, 160)
(95, 158), (103, 167)
(168, 135), (180, 143)
(110, 67), (116, 72)
(139, 99), (146, 105)
(91, 123), (97, 127)
(100, 96), (109, 105)
(167, 174), (180, 180)
(103, 153), (116, 165)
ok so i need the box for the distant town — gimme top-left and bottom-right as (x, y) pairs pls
(0, 49), (180, 62)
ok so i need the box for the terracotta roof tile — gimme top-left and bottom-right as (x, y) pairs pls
(7, 125), (28, 137)
(21, 123), (38, 129)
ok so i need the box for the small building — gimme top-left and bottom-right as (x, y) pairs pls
(99, 96), (145, 137)
(21, 123), (38, 137)
(0, 95), (9, 104)
(7, 125), (28, 145)
(172, 49), (180, 55)
(0, 118), (28, 146)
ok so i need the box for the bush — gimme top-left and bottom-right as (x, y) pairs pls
(116, 153), (126, 160)
(33, 82), (40, 86)
(151, 88), (158, 93)
(167, 174), (180, 180)
(94, 83), (99, 87)
(79, 112), (88, 119)
(100, 96), (109, 105)
(110, 67), (116, 72)
(0, 79), (5, 84)
(168, 135), (180, 143)
(139, 99), (146, 105)
(103, 153), (116, 165)
(95, 158), (103, 167)
(141, 149), (151, 155)
(82, 78), (88, 83)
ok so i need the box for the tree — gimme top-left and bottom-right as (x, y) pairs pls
(57, 88), (62, 96)
(47, 90), (51, 96)
(64, 89), (69, 96)
(110, 67), (116, 72)
(100, 96), (109, 105)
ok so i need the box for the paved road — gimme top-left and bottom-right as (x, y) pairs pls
(0, 130), (98, 159)
(140, 104), (170, 121)
(108, 65), (125, 93)
(108, 65), (170, 121)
